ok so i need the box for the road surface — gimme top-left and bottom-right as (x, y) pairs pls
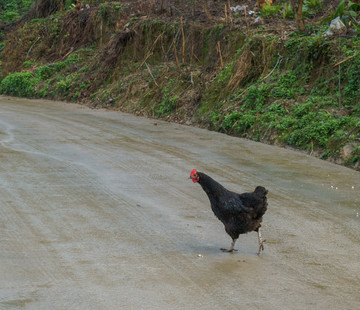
(1, 96), (359, 309)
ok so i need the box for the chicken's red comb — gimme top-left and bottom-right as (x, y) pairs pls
(190, 169), (199, 183)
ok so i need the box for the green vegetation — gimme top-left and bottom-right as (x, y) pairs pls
(0, 0), (359, 169)
(260, 2), (282, 18)
(0, 71), (35, 96)
(154, 86), (178, 117)
(0, 0), (32, 22)
(322, 0), (360, 25)
(0, 49), (90, 99)
(196, 32), (359, 166)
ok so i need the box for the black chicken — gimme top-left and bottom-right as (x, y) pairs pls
(190, 169), (268, 255)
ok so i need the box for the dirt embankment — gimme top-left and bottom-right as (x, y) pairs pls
(0, 0), (359, 169)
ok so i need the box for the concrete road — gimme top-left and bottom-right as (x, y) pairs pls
(1, 96), (359, 309)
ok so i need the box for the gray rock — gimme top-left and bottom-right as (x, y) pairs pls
(323, 17), (347, 37)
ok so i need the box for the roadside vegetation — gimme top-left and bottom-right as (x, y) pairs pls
(0, 0), (359, 169)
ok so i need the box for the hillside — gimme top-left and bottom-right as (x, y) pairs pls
(0, 0), (359, 169)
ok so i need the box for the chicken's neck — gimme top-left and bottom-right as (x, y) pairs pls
(197, 172), (229, 197)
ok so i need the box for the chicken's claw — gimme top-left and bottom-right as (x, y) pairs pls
(257, 228), (266, 255)
(221, 248), (238, 252)
(221, 239), (237, 252)
(257, 239), (266, 255)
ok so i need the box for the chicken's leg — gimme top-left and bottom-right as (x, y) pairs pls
(221, 239), (238, 252)
(257, 227), (265, 255)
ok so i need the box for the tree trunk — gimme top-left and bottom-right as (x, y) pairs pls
(290, 0), (305, 31)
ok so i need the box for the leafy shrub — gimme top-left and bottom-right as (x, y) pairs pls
(268, 103), (287, 115)
(346, 146), (360, 165)
(342, 53), (360, 106)
(243, 84), (270, 109)
(271, 71), (302, 99)
(35, 65), (56, 80)
(271, 86), (296, 99)
(222, 111), (256, 133)
(322, 0), (359, 25)
(209, 110), (221, 129)
(303, 0), (323, 17)
(286, 112), (348, 147)
(0, 0), (32, 22)
(54, 75), (73, 96)
(0, 71), (35, 97)
(216, 62), (235, 85)
(154, 87), (177, 117)
(291, 101), (313, 117)
(260, 2), (282, 17)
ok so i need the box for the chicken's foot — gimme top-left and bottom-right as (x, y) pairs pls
(257, 227), (266, 255)
(221, 239), (238, 252)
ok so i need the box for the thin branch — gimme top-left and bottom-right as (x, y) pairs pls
(338, 64), (341, 109)
(145, 62), (159, 87)
(140, 33), (163, 67)
(333, 54), (357, 67)
(181, 16), (185, 63)
(261, 53), (283, 81)
(166, 26), (181, 57)
(217, 41), (224, 68)
(26, 36), (41, 59)
(173, 38), (180, 67)
(228, 0), (233, 28)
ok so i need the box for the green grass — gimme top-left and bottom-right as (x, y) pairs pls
(0, 0), (32, 22)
